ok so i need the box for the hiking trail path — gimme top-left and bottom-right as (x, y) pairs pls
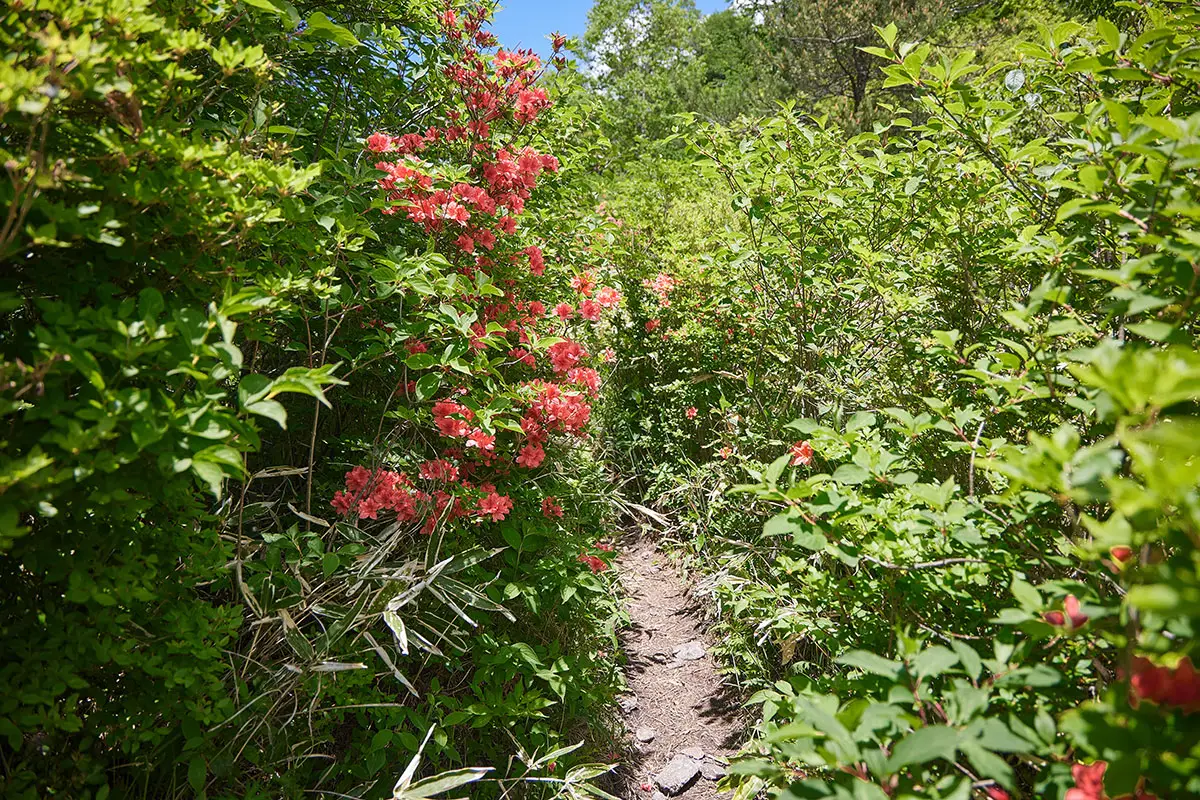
(614, 528), (744, 800)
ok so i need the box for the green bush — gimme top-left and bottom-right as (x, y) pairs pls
(1, 0), (623, 797)
(589, 4), (1200, 798)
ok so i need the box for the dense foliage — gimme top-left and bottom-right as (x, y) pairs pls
(1, 1), (623, 797)
(3, 0), (1199, 798)
(589, 2), (1200, 799)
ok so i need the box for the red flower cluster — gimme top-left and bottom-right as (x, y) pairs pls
(541, 496), (563, 517)
(570, 271), (596, 296)
(332, 466), (418, 521)
(433, 399), (474, 437)
(331, 463), (519, 530)
(516, 443), (545, 468)
(566, 366), (600, 395)
(526, 381), (591, 435)
(419, 458), (459, 482)
(338, 4), (609, 534)
(1066, 761), (1157, 800)
(1129, 656), (1200, 712)
(578, 553), (608, 573)
(596, 286), (622, 308)
(478, 490), (514, 522)
(548, 340), (587, 374)
(643, 272), (678, 306)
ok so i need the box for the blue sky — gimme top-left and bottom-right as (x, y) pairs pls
(490, 0), (728, 58)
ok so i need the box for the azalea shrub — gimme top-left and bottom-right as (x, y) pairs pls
(0, 0), (625, 797)
(590, 4), (1200, 800)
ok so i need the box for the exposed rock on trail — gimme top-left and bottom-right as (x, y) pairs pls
(616, 531), (742, 799)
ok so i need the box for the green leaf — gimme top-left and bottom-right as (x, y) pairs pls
(1010, 577), (1041, 611)
(888, 725), (958, 770)
(763, 511), (827, 551)
(832, 464), (869, 485)
(911, 646), (959, 678)
(0, 718), (22, 750)
(187, 757), (207, 793)
(959, 741), (1013, 789)
(846, 411), (876, 433)
(1126, 584), (1181, 612)
(400, 766), (492, 798)
(239, 373), (273, 405)
(406, 353), (437, 370)
(1096, 17), (1120, 49)
(836, 650), (902, 679)
(246, 398), (288, 428)
(305, 12), (361, 47)
(974, 718), (1032, 752)
(416, 373), (441, 401)
(950, 641), (982, 681)
(191, 461), (226, 499)
(764, 453), (791, 487)
(764, 511), (800, 537)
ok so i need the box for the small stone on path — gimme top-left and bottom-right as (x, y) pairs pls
(673, 640), (706, 661)
(680, 745), (704, 759)
(617, 694), (638, 714)
(636, 727), (657, 743)
(699, 759), (727, 780)
(654, 753), (701, 796)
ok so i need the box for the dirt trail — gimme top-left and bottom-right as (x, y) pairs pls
(614, 529), (743, 799)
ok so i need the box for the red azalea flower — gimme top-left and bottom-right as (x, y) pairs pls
(366, 132), (393, 152)
(567, 367), (600, 395)
(1106, 545), (1134, 573)
(579, 299), (602, 322)
(466, 429), (496, 451)
(789, 440), (814, 466)
(477, 492), (513, 522)
(1063, 761), (1159, 800)
(547, 340), (587, 374)
(645, 318), (661, 332)
(570, 271), (596, 296)
(1044, 594), (1089, 631)
(516, 443), (545, 468)
(541, 496), (563, 518)
(331, 490), (354, 515)
(1130, 656), (1200, 712)
(1066, 761), (1107, 800)
(596, 286), (622, 307)
(578, 553), (608, 573)
(686, 406), (698, 419)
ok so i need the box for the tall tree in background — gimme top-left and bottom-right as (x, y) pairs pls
(582, 0), (707, 141)
(687, 9), (787, 123)
(753, 0), (952, 119)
